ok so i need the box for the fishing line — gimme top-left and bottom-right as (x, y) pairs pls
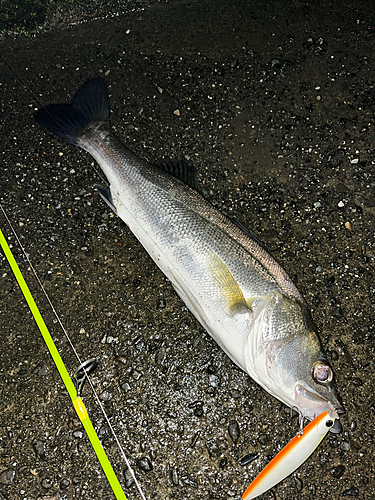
(1, 54), (147, 500)
(0, 204), (147, 500)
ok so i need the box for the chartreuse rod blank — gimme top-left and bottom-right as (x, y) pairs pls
(0, 227), (127, 500)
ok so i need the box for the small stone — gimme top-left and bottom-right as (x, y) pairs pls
(98, 426), (107, 439)
(170, 467), (179, 485)
(124, 468), (134, 488)
(345, 221), (351, 230)
(294, 476), (303, 492)
(331, 465), (345, 478)
(99, 390), (112, 401)
(136, 457), (153, 472)
(173, 109), (181, 116)
(239, 452), (259, 466)
(72, 430), (84, 439)
(34, 364), (49, 376)
(209, 374), (219, 388)
(40, 494), (61, 500)
(132, 369), (142, 380)
(342, 486), (359, 496)
(206, 440), (220, 459)
(60, 478), (70, 490)
(228, 420), (240, 443)
(156, 298), (166, 309)
(0, 469), (15, 485)
(341, 441), (350, 452)
(338, 201), (345, 208)
(41, 477), (53, 489)
(155, 347), (166, 364)
(182, 475), (198, 488)
(32, 439), (46, 459)
(258, 434), (269, 445)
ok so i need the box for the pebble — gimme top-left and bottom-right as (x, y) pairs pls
(33, 364), (49, 376)
(99, 390), (113, 401)
(40, 494), (61, 500)
(294, 476), (303, 492)
(32, 438), (46, 459)
(188, 400), (204, 416)
(155, 347), (166, 364)
(182, 475), (198, 488)
(136, 457), (153, 472)
(330, 465), (345, 478)
(209, 374), (219, 388)
(124, 468), (135, 488)
(41, 477), (54, 489)
(60, 478), (70, 490)
(98, 426), (107, 439)
(170, 467), (179, 485)
(206, 440), (220, 459)
(173, 109), (181, 116)
(132, 369), (142, 380)
(72, 430), (84, 439)
(342, 486), (359, 496)
(258, 434), (269, 445)
(156, 298), (166, 309)
(228, 420), (240, 443)
(239, 452), (259, 466)
(341, 441), (351, 452)
(0, 469), (15, 485)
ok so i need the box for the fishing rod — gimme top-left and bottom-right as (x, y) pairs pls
(1, 52), (148, 499)
(0, 203), (146, 499)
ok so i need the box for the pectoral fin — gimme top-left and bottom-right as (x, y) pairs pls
(207, 253), (253, 314)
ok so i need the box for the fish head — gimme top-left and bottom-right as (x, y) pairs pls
(247, 292), (344, 431)
(282, 333), (345, 432)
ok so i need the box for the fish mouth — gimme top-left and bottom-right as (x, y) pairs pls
(294, 382), (345, 432)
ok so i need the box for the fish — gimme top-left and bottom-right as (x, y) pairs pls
(34, 77), (344, 431)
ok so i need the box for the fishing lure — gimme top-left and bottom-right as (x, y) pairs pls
(242, 411), (335, 499)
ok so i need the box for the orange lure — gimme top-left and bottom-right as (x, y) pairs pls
(242, 411), (335, 499)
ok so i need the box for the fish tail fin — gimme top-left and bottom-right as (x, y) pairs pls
(34, 78), (109, 145)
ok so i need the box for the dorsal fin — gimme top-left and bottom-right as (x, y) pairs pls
(153, 158), (197, 190)
(231, 216), (266, 250)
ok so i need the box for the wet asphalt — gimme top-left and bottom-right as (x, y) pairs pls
(0, 0), (374, 499)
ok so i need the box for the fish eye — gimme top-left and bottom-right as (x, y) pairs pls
(326, 419), (334, 428)
(312, 361), (333, 384)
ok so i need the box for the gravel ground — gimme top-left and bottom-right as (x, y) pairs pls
(0, 1), (374, 499)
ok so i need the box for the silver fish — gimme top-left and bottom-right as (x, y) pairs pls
(35, 78), (344, 431)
